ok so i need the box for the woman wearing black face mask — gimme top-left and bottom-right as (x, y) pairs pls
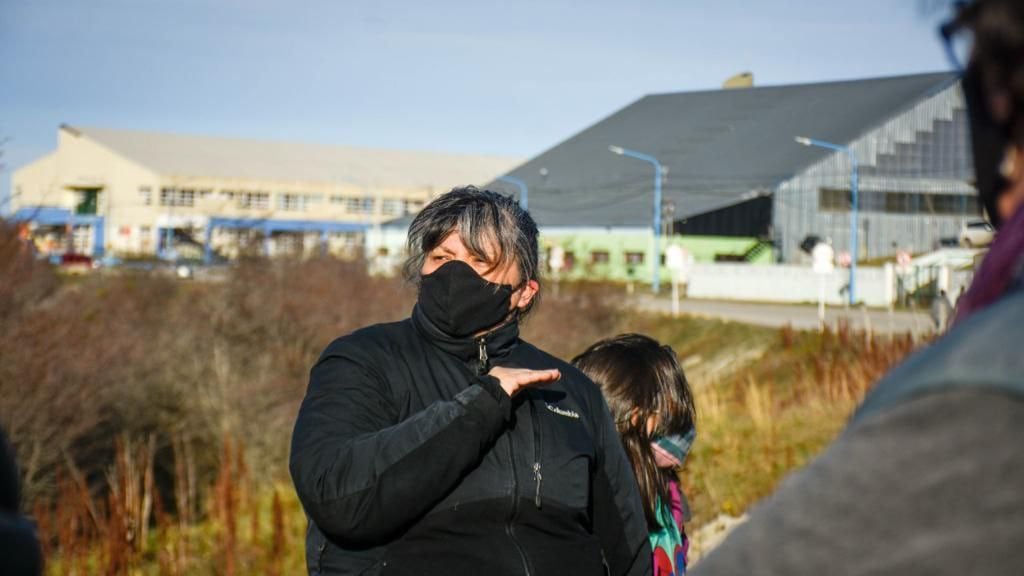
(290, 187), (652, 576)
(692, 2), (1024, 575)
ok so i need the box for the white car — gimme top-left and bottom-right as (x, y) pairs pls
(959, 220), (994, 248)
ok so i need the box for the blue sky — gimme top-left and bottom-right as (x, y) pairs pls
(0, 0), (954, 203)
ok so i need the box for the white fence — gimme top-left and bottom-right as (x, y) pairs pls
(685, 263), (898, 307)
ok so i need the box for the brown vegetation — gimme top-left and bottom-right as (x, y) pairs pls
(682, 321), (923, 529)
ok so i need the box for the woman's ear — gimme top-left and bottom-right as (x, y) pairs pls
(645, 414), (659, 437)
(998, 145), (1024, 221)
(514, 279), (540, 311)
(626, 410), (658, 438)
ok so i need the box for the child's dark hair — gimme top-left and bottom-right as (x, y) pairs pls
(572, 333), (696, 529)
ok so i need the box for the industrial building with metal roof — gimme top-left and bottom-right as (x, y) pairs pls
(484, 71), (975, 265)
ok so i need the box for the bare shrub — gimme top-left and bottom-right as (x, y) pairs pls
(0, 220), (59, 321)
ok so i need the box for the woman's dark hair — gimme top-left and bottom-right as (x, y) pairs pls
(402, 186), (541, 314)
(572, 334), (696, 529)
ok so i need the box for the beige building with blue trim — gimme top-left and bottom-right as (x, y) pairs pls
(11, 125), (519, 259)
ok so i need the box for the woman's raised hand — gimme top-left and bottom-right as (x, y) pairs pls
(488, 366), (561, 397)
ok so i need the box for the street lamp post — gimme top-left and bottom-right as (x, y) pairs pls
(795, 136), (859, 305)
(498, 175), (528, 211)
(609, 145), (664, 293)
(164, 193), (175, 260)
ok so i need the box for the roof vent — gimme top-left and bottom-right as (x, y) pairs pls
(723, 72), (754, 89)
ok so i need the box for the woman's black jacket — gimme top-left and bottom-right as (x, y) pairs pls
(289, 306), (652, 576)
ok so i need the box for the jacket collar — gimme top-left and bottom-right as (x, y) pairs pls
(411, 304), (520, 365)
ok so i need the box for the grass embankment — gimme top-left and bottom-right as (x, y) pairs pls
(670, 321), (918, 528)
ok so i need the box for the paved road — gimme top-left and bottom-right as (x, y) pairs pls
(630, 294), (935, 335)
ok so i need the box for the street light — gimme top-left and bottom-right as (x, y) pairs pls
(498, 175), (528, 211)
(162, 193), (177, 261)
(795, 136), (859, 305)
(609, 144), (664, 293)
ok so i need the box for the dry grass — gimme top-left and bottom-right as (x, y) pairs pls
(679, 321), (922, 527)
(39, 436), (306, 575)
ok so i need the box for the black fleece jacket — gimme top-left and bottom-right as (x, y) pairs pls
(289, 306), (652, 576)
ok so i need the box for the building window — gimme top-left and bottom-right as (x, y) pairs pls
(625, 252), (645, 265)
(563, 251), (576, 270)
(403, 199), (425, 215)
(345, 197), (375, 214)
(139, 186), (152, 206)
(273, 232), (303, 255)
(885, 192), (912, 213)
(140, 225), (151, 236)
(280, 193), (321, 210)
(330, 231), (362, 246)
(819, 188), (849, 212)
(591, 251), (610, 264)
(329, 195), (346, 206)
(278, 193), (306, 212)
(818, 188), (978, 215)
(160, 188), (196, 207)
(237, 191), (270, 210)
(382, 199), (404, 216)
(75, 189), (100, 215)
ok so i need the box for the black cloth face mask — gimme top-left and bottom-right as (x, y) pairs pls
(418, 259), (516, 338)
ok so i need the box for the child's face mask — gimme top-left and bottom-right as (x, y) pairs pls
(651, 428), (696, 469)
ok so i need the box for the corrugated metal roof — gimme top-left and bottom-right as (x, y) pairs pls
(72, 126), (522, 190)
(488, 72), (960, 228)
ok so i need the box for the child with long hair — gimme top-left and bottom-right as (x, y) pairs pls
(573, 334), (697, 576)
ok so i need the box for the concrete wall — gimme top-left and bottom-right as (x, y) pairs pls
(686, 263), (896, 307)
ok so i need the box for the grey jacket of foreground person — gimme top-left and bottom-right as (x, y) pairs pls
(289, 306), (652, 576)
(692, 289), (1024, 575)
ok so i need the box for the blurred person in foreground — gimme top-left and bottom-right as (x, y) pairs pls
(290, 187), (651, 576)
(693, 1), (1024, 574)
(1, 429), (43, 576)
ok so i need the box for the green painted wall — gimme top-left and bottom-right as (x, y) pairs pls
(539, 229), (772, 283)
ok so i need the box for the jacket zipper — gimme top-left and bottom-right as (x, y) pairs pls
(486, 334), (531, 575)
(505, 435), (532, 576)
(316, 539), (326, 573)
(528, 397), (543, 509)
(477, 337), (489, 375)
